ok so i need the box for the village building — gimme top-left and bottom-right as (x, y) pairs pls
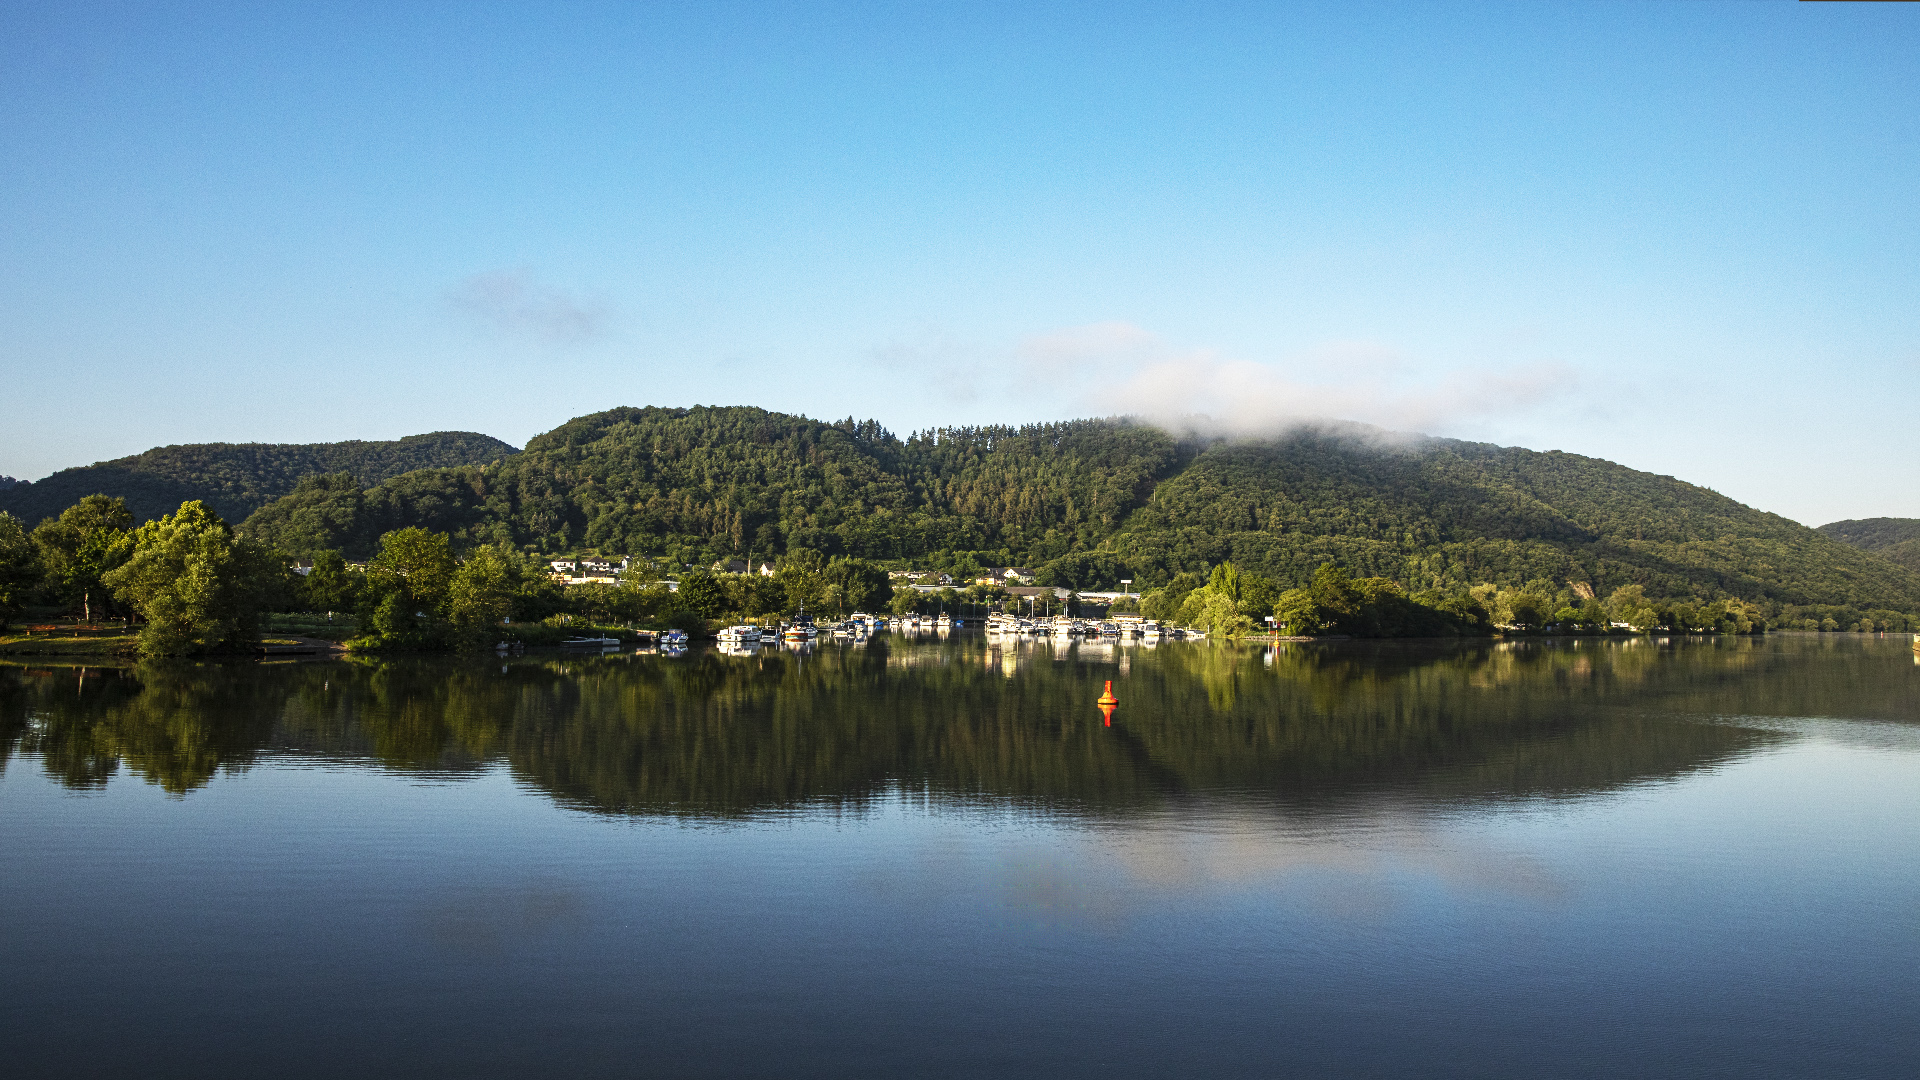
(713, 559), (778, 576)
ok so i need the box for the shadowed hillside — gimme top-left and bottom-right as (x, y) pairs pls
(1111, 429), (1920, 610)
(1818, 518), (1920, 572)
(1, 432), (518, 525)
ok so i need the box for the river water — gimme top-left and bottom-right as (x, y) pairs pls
(2, 633), (1916, 1078)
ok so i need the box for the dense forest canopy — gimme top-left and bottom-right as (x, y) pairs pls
(1818, 517), (1920, 572)
(224, 405), (1920, 621)
(0, 431), (517, 526)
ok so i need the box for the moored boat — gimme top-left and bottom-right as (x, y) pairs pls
(782, 610), (818, 640)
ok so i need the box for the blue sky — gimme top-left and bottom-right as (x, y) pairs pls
(3, 1), (1915, 525)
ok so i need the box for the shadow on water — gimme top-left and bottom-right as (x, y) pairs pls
(3, 635), (1914, 817)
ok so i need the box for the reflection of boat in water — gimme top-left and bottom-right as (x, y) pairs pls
(1077, 639), (1116, 661)
(717, 642), (760, 657)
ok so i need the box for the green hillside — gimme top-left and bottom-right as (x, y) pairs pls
(1818, 518), (1920, 572)
(233, 405), (1920, 620)
(0, 432), (518, 526)
(1111, 429), (1920, 611)
(239, 406), (1185, 563)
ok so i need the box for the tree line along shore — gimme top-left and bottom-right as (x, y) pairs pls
(1, 492), (1898, 661)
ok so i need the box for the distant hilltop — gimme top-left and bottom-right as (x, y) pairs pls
(0, 431), (518, 526)
(1818, 518), (1920, 573)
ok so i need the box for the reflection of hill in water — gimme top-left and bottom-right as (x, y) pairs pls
(4, 636), (1912, 815)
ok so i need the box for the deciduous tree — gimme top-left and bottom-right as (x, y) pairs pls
(0, 512), (40, 628)
(103, 501), (280, 655)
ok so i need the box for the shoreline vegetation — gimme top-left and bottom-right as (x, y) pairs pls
(3, 406), (1917, 658)
(0, 491), (1858, 660)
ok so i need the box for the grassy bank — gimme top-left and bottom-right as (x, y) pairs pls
(0, 626), (141, 656)
(265, 613), (361, 642)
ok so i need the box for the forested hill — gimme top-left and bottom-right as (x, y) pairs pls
(238, 407), (1183, 562)
(1818, 518), (1920, 572)
(1108, 434), (1920, 612)
(0, 431), (517, 526)
(234, 405), (1920, 614)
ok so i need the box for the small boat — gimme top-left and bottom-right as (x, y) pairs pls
(782, 611), (818, 641)
(661, 629), (689, 647)
(561, 635), (621, 648)
(717, 625), (761, 643)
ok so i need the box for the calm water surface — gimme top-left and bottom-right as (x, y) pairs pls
(3, 633), (1917, 1077)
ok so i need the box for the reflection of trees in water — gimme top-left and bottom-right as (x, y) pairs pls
(3, 663), (279, 794)
(1, 636), (1908, 812)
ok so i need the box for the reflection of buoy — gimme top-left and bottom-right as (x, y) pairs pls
(1097, 679), (1118, 726)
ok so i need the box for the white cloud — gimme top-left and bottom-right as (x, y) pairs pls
(868, 326), (983, 402)
(1009, 321), (1580, 440)
(449, 269), (611, 344)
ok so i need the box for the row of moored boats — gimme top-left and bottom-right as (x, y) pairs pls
(559, 611), (1201, 651)
(717, 611), (900, 644)
(982, 615), (1200, 640)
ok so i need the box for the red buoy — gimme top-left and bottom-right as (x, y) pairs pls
(1097, 680), (1118, 725)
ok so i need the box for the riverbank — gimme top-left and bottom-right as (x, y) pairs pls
(0, 627), (139, 657)
(0, 628), (353, 658)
